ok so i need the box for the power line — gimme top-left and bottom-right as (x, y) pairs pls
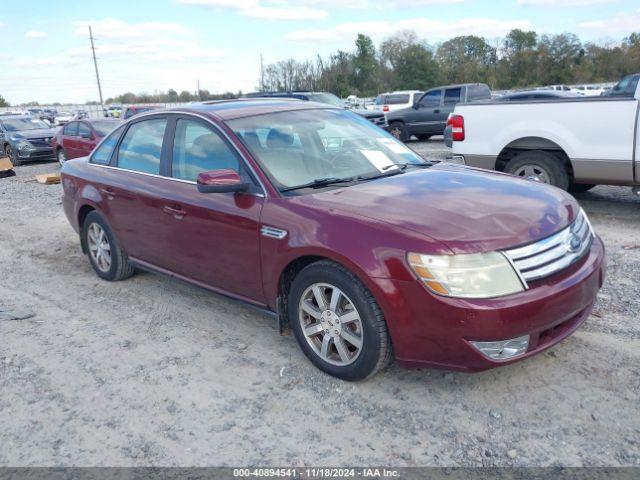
(89, 26), (104, 111)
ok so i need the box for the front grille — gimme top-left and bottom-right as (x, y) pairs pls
(503, 211), (593, 283)
(29, 138), (52, 148)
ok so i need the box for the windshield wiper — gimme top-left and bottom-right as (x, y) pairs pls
(382, 161), (433, 171)
(280, 176), (356, 192)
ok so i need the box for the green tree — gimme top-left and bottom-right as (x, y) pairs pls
(393, 43), (440, 90)
(178, 90), (194, 102)
(352, 34), (378, 95)
(0, 95), (10, 107)
(498, 29), (538, 88)
(437, 35), (496, 85)
(167, 89), (179, 102)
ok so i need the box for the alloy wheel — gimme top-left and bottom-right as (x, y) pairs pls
(513, 164), (552, 184)
(298, 283), (364, 366)
(57, 149), (66, 166)
(87, 222), (112, 273)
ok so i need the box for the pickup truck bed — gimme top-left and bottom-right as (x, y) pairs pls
(450, 87), (640, 190)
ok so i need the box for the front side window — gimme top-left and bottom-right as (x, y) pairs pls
(419, 90), (441, 108)
(444, 88), (462, 105)
(171, 119), (239, 181)
(229, 109), (428, 193)
(91, 125), (125, 165)
(64, 122), (79, 136)
(78, 123), (91, 138)
(117, 118), (167, 174)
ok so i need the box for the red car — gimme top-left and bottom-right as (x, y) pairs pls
(52, 119), (121, 165)
(60, 100), (605, 381)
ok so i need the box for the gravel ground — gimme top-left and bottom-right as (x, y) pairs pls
(0, 140), (639, 467)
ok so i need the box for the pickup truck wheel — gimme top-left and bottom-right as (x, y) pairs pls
(288, 261), (392, 381)
(82, 211), (135, 281)
(416, 134), (431, 141)
(389, 122), (408, 142)
(505, 151), (569, 190)
(569, 183), (596, 194)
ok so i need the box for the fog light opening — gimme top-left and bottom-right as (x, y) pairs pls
(470, 334), (530, 360)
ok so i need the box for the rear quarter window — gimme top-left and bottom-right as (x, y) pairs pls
(467, 84), (491, 101)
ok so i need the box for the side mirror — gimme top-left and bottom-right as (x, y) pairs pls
(413, 100), (420, 110)
(197, 169), (249, 194)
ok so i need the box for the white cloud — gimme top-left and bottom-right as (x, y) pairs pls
(287, 17), (532, 43)
(73, 18), (190, 39)
(25, 30), (48, 38)
(177, 0), (328, 20)
(578, 8), (640, 36)
(518, 0), (614, 5)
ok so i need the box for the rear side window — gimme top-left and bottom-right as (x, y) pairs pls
(117, 118), (167, 174)
(171, 119), (239, 181)
(419, 90), (441, 107)
(386, 94), (410, 105)
(64, 122), (79, 136)
(444, 88), (461, 105)
(91, 125), (124, 165)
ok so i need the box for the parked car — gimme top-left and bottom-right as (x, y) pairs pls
(41, 109), (57, 124)
(449, 76), (640, 193)
(122, 105), (163, 120)
(51, 118), (121, 165)
(104, 105), (122, 118)
(602, 73), (639, 97)
(386, 83), (491, 141)
(371, 91), (423, 112)
(60, 99), (604, 380)
(572, 85), (607, 97)
(55, 111), (75, 126)
(0, 115), (57, 165)
(243, 91), (387, 129)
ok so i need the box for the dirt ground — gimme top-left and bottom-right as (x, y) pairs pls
(1, 139), (639, 467)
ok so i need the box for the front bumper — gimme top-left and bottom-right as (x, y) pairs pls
(371, 236), (605, 372)
(16, 146), (55, 162)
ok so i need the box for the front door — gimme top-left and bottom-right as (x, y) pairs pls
(408, 89), (443, 136)
(158, 117), (265, 303)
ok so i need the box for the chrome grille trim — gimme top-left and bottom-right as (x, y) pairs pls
(503, 211), (593, 282)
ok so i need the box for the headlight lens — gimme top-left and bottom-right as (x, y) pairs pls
(16, 140), (34, 151)
(407, 251), (525, 298)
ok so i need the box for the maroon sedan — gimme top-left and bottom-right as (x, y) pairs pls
(52, 118), (120, 165)
(60, 100), (605, 381)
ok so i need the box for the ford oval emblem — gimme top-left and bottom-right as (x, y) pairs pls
(568, 233), (582, 253)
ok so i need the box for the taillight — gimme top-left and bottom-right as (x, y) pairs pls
(383, 105), (389, 112)
(447, 114), (465, 141)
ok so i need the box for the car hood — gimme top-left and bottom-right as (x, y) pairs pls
(304, 163), (580, 254)
(10, 128), (57, 140)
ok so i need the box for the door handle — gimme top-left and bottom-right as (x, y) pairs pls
(163, 205), (187, 219)
(100, 187), (115, 199)
(434, 109), (440, 113)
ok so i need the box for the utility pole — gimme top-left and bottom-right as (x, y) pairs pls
(197, 79), (200, 100)
(260, 53), (265, 92)
(89, 26), (104, 114)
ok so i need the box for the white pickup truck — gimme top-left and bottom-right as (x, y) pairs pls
(449, 74), (640, 193)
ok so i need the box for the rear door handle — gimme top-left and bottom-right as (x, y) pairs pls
(100, 187), (115, 199)
(163, 205), (187, 219)
(434, 109), (440, 113)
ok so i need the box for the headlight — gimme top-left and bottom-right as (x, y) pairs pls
(16, 140), (34, 151)
(407, 251), (525, 298)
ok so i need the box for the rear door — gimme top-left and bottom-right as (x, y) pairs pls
(158, 116), (265, 302)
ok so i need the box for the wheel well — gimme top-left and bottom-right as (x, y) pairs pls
(77, 205), (95, 253)
(495, 137), (574, 180)
(276, 255), (330, 334)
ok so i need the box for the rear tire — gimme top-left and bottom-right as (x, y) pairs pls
(57, 149), (67, 166)
(82, 211), (135, 281)
(504, 150), (569, 190)
(288, 261), (392, 381)
(389, 122), (408, 142)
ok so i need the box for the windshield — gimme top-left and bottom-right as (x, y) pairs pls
(2, 117), (50, 132)
(307, 93), (345, 108)
(229, 108), (428, 194)
(92, 120), (120, 137)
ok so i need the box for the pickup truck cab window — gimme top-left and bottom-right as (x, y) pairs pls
(444, 88), (462, 105)
(419, 90), (441, 108)
(116, 118), (167, 175)
(171, 119), (240, 181)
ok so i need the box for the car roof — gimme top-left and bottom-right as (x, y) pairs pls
(178, 99), (335, 120)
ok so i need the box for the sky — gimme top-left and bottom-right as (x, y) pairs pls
(1, 0), (639, 104)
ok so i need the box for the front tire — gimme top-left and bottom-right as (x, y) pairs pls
(504, 150), (569, 190)
(82, 211), (135, 281)
(5, 144), (20, 167)
(389, 122), (408, 142)
(288, 261), (392, 381)
(57, 149), (67, 166)
(569, 183), (596, 194)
